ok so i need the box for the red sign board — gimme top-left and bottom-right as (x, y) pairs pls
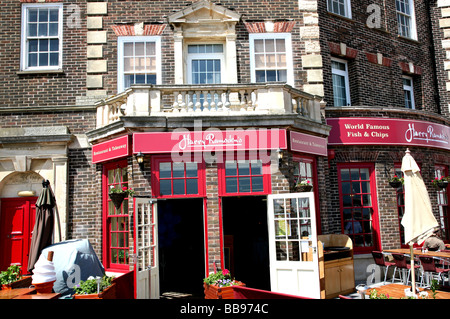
(133, 129), (287, 154)
(289, 131), (328, 156)
(92, 135), (131, 163)
(326, 118), (450, 150)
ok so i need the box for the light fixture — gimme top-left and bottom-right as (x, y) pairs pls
(135, 152), (145, 170)
(277, 148), (283, 167)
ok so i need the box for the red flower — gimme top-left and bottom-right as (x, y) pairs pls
(222, 269), (230, 276)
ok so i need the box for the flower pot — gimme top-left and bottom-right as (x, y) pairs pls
(1, 276), (32, 290)
(389, 181), (402, 188)
(73, 282), (116, 299)
(33, 280), (55, 294)
(109, 193), (127, 210)
(436, 180), (449, 190)
(204, 282), (245, 299)
(296, 185), (313, 192)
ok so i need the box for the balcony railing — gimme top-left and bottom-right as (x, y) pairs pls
(94, 83), (323, 128)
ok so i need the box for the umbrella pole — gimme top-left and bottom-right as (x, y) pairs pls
(410, 243), (416, 297)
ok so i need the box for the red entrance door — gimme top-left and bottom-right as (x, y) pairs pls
(0, 197), (37, 274)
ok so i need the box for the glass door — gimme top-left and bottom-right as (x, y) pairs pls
(267, 192), (321, 298)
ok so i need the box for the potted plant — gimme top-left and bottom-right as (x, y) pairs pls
(203, 269), (244, 299)
(73, 275), (116, 299)
(109, 185), (135, 210)
(0, 265), (31, 290)
(296, 179), (313, 192)
(432, 176), (449, 190)
(389, 175), (403, 188)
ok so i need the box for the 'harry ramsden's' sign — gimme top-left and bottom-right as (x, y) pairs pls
(326, 118), (450, 150)
(92, 135), (130, 163)
(133, 129), (287, 154)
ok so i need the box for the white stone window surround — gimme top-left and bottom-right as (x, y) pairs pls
(20, 3), (63, 72)
(396, 0), (418, 40)
(117, 36), (162, 93)
(402, 75), (416, 109)
(331, 57), (351, 107)
(249, 33), (294, 86)
(327, 0), (352, 19)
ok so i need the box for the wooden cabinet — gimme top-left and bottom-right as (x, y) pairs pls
(318, 234), (355, 299)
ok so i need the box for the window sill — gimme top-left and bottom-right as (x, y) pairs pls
(397, 35), (420, 44)
(17, 69), (64, 75)
(326, 12), (355, 24)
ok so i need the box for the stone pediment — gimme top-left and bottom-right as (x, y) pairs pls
(168, 0), (241, 25)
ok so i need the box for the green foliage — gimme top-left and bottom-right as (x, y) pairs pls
(430, 279), (439, 299)
(203, 269), (240, 287)
(368, 289), (391, 299)
(109, 186), (135, 196)
(73, 275), (114, 295)
(0, 265), (22, 285)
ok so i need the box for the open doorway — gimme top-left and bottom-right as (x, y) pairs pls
(222, 196), (270, 291)
(157, 198), (205, 297)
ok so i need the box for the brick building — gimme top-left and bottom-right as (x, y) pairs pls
(0, 0), (448, 298)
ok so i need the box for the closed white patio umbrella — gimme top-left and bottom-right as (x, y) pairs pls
(401, 148), (439, 296)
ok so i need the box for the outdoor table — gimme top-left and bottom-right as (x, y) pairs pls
(0, 288), (35, 299)
(13, 292), (60, 299)
(366, 283), (450, 299)
(0, 287), (61, 299)
(385, 248), (450, 259)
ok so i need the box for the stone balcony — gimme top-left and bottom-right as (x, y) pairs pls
(94, 83), (324, 129)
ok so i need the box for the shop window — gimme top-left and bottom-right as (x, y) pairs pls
(293, 157), (314, 185)
(331, 58), (351, 106)
(249, 33), (294, 86)
(117, 36), (161, 93)
(327, 0), (352, 18)
(396, 0), (417, 40)
(338, 164), (379, 253)
(435, 165), (449, 242)
(152, 157), (205, 198)
(103, 160), (130, 271)
(21, 3), (63, 71)
(219, 158), (271, 195)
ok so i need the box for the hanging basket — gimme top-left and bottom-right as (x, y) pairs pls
(389, 181), (402, 188)
(296, 185), (313, 192)
(109, 192), (127, 210)
(436, 180), (449, 190)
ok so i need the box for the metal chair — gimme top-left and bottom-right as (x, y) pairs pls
(391, 253), (420, 285)
(419, 256), (450, 287)
(371, 251), (395, 283)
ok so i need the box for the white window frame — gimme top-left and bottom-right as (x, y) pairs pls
(20, 3), (63, 72)
(249, 33), (294, 86)
(331, 58), (351, 107)
(402, 76), (415, 109)
(327, 0), (352, 19)
(396, 0), (417, 40)
(117, 36), (162, 93)
(186, 43), (225, 84)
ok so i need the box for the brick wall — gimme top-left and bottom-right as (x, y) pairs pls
(318, 0), (439, 112)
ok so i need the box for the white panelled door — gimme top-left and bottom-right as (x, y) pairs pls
(267, 192), (321, 299)
(134, 197), (159, 299)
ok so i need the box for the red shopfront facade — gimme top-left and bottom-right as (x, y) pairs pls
(326, 117), (450, 251)
(92, 128), (329, 295)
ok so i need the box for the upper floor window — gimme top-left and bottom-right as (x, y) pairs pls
(21, 3), (63, 71)
(187, 44), (224, 84)
(327, 0), (352, 18)
(249, 33), (294, 86)
(331, 58), (351, 106)
(117, 36), (161, 93)
(396, 0), (417, 40)
(403, 76), (415, 109)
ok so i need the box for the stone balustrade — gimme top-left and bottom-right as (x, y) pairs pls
(94, 83), (323, 128)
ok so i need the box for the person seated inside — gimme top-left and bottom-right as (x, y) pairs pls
(423, 230), (446, 252)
